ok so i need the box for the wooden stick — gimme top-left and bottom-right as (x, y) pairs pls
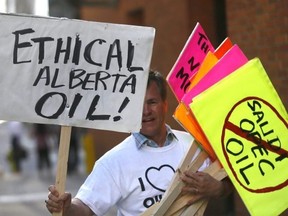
(194, 199), (209, 216)
(164, 140), (199, 197)
(151, 151), (209, 216)
(175, 199), (208, 216)
(140, 202), (161, 216)
(141, 141), (225, 216)
(141, 140), (201, 216)
(53, 126), (72, 216)
(165, 190), (204, 215)
(164, 160), (226, 215)
(168, 200), (206, 216)
(179, 140), (200, 172)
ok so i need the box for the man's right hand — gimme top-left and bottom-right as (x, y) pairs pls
(46, 185), (72, 214)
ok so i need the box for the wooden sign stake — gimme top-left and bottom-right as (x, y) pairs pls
(141, 140), (227, 216)
(52, 125), (72, 216)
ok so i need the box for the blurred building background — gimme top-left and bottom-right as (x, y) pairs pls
(55, 1), (287, 215)
(59, 0), (288, 162)
(0, 0), (287, 215)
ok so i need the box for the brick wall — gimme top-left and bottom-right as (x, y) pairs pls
(226, 0), (288, 110)
(78, 1), (288, 215)
(80, 0), (227, 132)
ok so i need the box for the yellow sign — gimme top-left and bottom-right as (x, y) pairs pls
(190, 58), (288, 216)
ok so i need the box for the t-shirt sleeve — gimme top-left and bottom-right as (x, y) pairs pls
(75, 160), (122, 215)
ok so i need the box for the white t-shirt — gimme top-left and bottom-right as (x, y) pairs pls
(75, 130), (210, 216)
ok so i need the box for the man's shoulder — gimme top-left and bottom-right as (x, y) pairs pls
(103, 134), (136, 156)
(171, 129), (194, 144)
(97, 134), (137, 167)
(171, 129), (192, 138)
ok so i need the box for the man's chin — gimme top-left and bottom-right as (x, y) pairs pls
(140, 127), (153, 137)
(141, 121), (156, 133)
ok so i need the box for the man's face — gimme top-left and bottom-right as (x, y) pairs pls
(140, 81), (168, 141)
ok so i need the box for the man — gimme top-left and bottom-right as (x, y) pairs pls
(46, 70), (232, 216)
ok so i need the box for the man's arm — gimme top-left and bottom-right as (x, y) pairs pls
(180, 171), (233, 205)
(46, 185), (95, 216)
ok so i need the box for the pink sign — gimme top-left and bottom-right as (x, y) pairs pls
(182, 44), (248, 106)
(167, 22), (214, 101)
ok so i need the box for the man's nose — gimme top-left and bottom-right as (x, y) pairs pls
(142, 103), (150, 115)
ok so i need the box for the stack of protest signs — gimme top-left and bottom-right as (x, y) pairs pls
(143, 22), (288, 216)
(0, 13), (155, 216)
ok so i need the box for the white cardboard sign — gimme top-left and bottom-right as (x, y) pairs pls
(0, 13), (155, 132)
